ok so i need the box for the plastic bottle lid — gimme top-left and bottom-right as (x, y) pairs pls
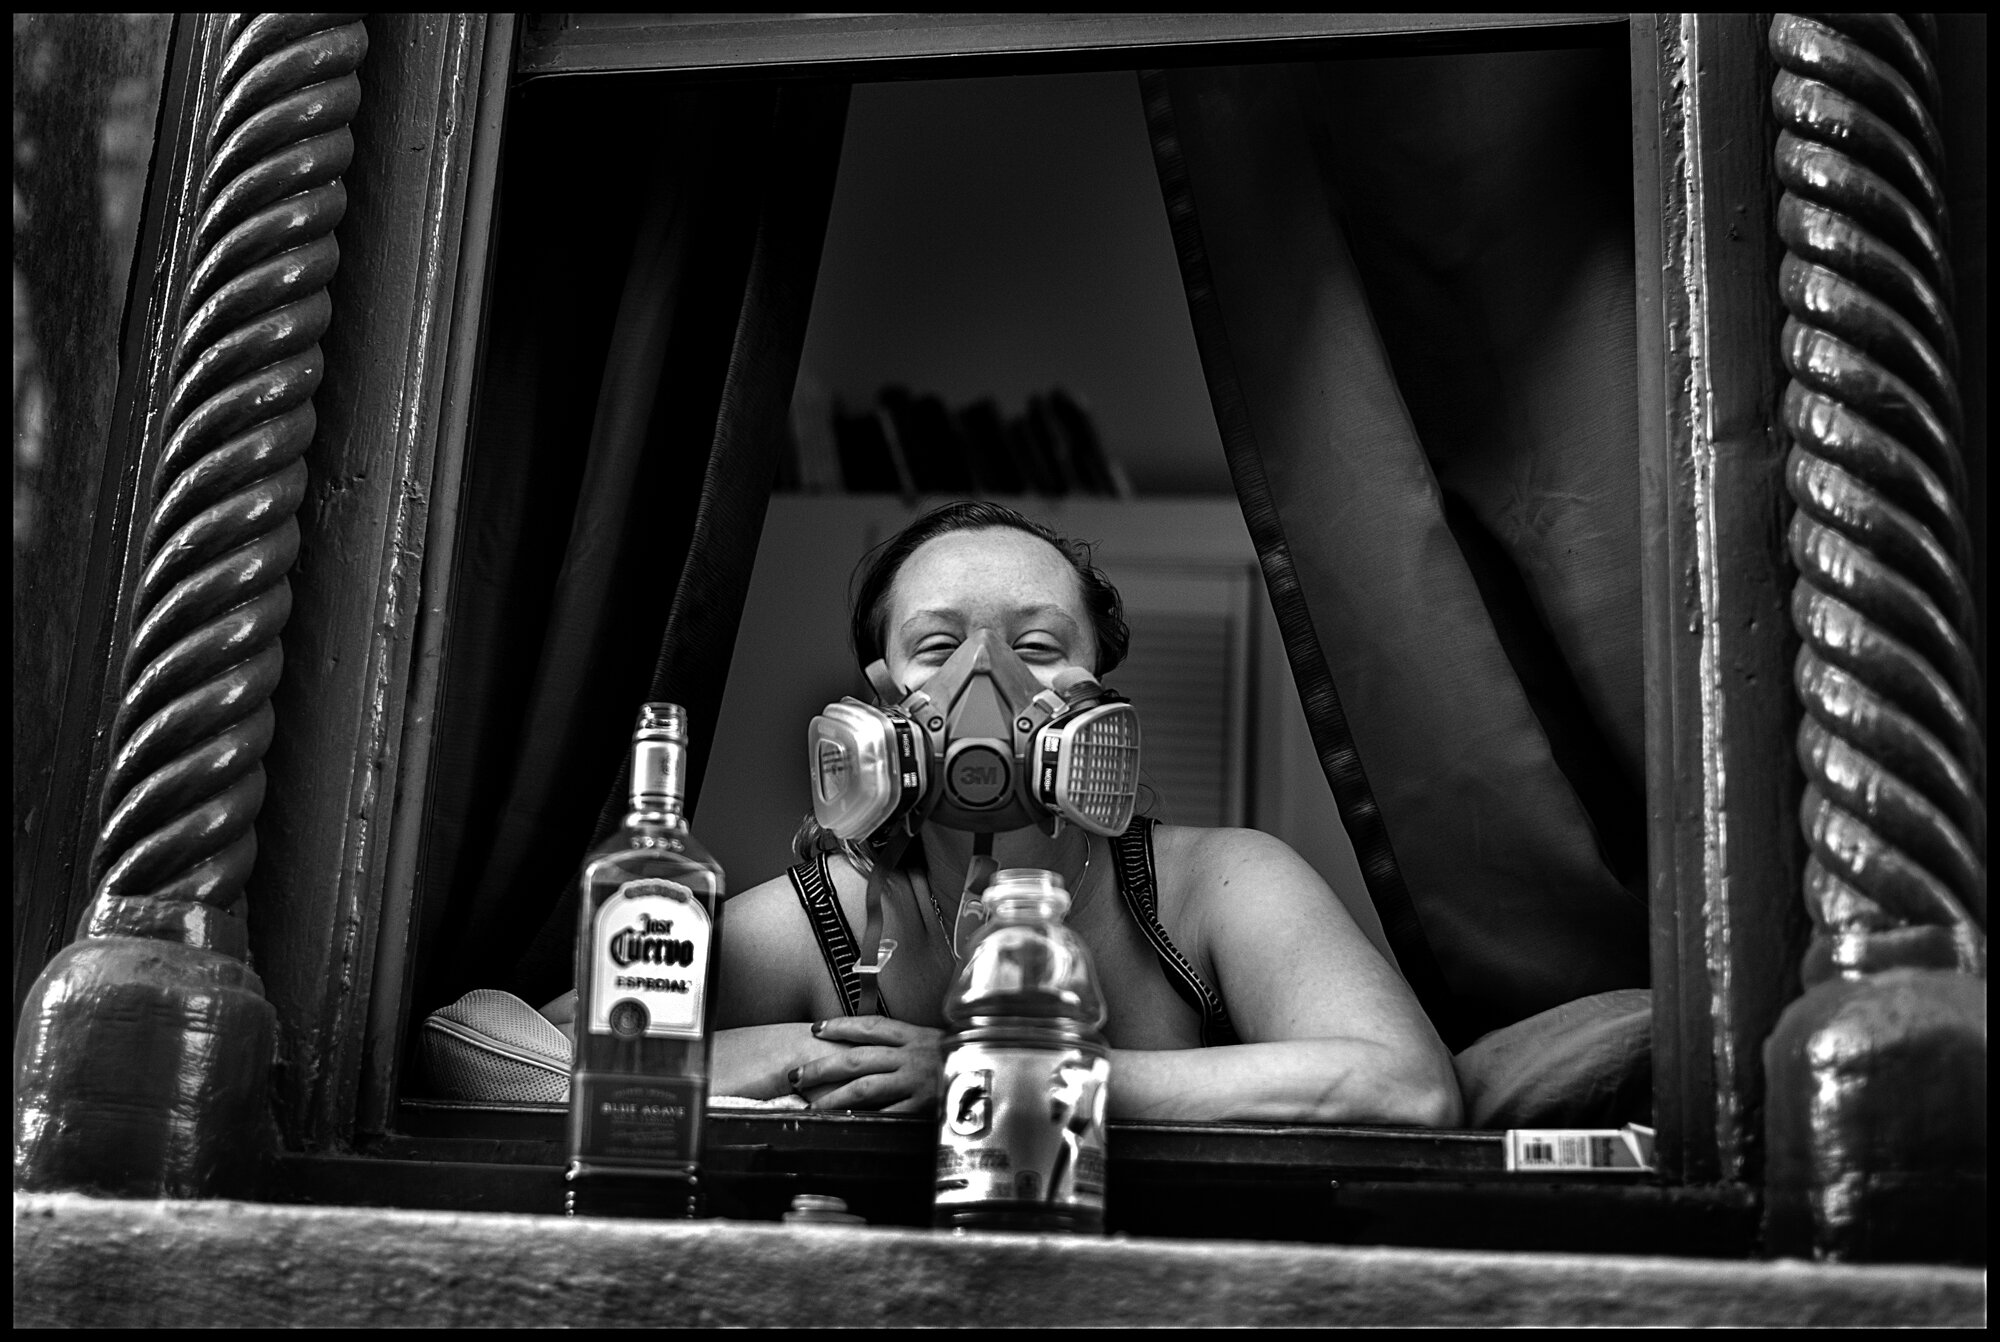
(783, 1193), (866, 1226)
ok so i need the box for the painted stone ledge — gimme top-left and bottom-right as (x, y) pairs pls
(13, 1193), (1987, 1328)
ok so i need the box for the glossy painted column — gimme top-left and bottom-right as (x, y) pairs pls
(1762, 13), (1986, 1261)
(13, 13), (367, 1198)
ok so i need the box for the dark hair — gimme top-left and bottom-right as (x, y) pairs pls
(848, 499), (1130, 679)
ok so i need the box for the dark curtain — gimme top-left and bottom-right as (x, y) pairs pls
(1142, 47), (1648, 1049)
(412, 76), (850, 1026)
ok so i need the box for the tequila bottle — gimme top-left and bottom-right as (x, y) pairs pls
(565, 702), (724, 1218)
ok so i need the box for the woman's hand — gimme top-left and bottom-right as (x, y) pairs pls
(789, 1016), (945, 1114)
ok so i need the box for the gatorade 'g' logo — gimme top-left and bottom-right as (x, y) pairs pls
(945, 742), (1010, 807)
(946, 1069), (992, 1137)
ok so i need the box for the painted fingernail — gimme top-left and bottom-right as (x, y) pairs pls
(787, 1066), (801, 1089)
(811, 1020), (825, 1036)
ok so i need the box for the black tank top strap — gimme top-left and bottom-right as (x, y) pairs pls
(786, 852), (890, 1019)
(1110, 817), (1240, 1047)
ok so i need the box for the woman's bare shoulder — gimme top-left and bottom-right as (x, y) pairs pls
(723, 856), (869, 965)
(1142, 823), (1276, 928)
(726, 868), (810, 930)
(1149, 823), (1304, 884)
(716, 865), (834, 1025)
(1146, 824), (1340, 936)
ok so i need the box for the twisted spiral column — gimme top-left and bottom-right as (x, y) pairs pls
(14, 13), (367, 1198)
(1763, 12), (1985, 1262)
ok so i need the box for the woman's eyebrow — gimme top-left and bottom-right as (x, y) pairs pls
(897, 604), (1080, 632)
(899, 608), (966, 631)
(1013, 604), (1082, 629)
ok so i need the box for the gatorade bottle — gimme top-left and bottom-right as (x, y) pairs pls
(932, 868), (1110, 1234)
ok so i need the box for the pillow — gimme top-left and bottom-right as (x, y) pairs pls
(1451, 988), (1652, 1129)
(423, 988), (573, 1104)
(421, 989), (807, 1109)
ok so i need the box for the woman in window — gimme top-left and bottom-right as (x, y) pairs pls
(557, 500), (1460, 1125)
(722, 500), (1461, 1124)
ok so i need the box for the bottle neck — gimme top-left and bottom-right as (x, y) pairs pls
(626, 803), (687, 835)
(630, 735), (688, 833)
(983, 893), (1070, 925)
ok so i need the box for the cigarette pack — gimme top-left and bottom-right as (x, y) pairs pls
(1504, 1123), (1656, 1174)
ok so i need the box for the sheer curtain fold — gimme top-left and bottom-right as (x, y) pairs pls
(417, 79), (850, 1017)
(1142, 53), (1647, 1047)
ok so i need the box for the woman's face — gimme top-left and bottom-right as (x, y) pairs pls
(882, 526), (1099, 693)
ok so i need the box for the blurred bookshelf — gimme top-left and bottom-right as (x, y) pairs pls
(777, 382), (1139, 501)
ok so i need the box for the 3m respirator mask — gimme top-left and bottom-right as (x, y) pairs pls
(806, 631), (1141, 1007)
(808, 629), (1142, 846)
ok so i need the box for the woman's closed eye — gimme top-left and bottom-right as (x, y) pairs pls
(1013, 637), (1066, 662)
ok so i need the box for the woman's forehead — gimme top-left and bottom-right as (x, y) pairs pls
(890, 527), (1084, 614)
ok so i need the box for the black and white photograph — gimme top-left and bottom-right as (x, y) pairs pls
(13, 12), (1986, 1328)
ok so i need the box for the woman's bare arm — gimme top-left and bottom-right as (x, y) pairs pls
(798, 830), (1460, 1125)
(1109, 827), (1460, 1126)
(705, 876), (854, 1098)
(709, 1022), (834, 1099)
(1103, 1039), (1455, 1124)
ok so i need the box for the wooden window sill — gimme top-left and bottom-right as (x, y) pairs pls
(14, 1190), (1982, 1328)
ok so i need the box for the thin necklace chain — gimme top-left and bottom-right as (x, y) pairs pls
(926, 834), (1093, 959)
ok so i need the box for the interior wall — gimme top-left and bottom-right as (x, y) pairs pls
(792, 71), (1231, 496)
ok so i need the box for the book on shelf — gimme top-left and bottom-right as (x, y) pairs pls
(832, 401), (905, 494)
(1004, 406), (1061, 495)
(1024, 394), (1081, 495)
(1045, 388), (1128, 498)
(772, 419), (802, 492)
(953, 398), (1026, 495)
(788, 377), (843, 493)
(795, 383), (1128, 499)
(880, 386), (976, 495)
(871, 405), (919, 497)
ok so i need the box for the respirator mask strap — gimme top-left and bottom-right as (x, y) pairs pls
(952, 831), (1000, 961)
(853, 828), (910, 1017)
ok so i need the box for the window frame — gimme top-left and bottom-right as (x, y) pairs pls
(379, 9), (1802, 1191)
(12, 12), (197, 1020)
(64, 11), (1806, 1227)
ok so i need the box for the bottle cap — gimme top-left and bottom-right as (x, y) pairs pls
(783, 1193), (866, 1225)
(638, 702), (688, 740)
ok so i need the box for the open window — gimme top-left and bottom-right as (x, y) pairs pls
(9, 12), (1860, 1256)
(275, 12), (1783, 1250)
(14, 10), (1984, 1275)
